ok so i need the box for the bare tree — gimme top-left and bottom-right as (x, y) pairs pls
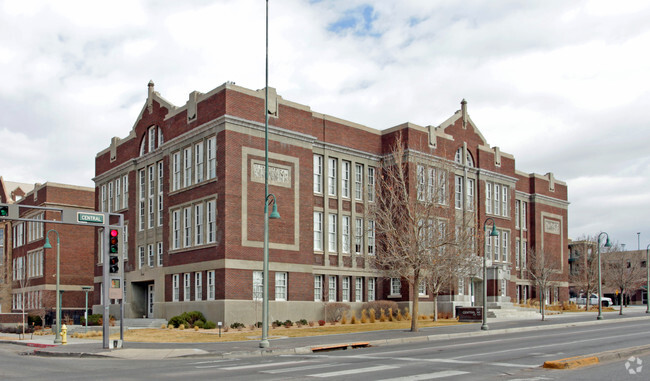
(569, 236), (599, 311)
(603, 248), (645, 315)
(527, 248), (564, 321)
(370, 134), (475, 331)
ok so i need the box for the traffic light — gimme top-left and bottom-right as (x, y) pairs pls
(109, 229), (119, 273)
(0, 205), (7, 217)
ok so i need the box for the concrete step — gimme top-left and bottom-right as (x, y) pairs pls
(122, 318), (168, 328)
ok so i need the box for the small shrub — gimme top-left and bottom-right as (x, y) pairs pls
(350, 312), (358, 324)
(230, 322), (245, 329)
(296, 321), (302, 328)
(396, 309), (403, 321)
(299, 319), (308, 325)
(204, 321), (216, 329)
(379, 308), (387, 322)
(223, 326), (229, 332)
(309, 321), (315, 327)
(318, 320), (326, 326)
(256, 321), (263, 328)
(404, 307), (411, 320)
(194, 320), (205, 329)
(179, 324), (185, 330)
(361, 309), (368, 324)
(272, 320), (283, 328)
(369, 308), (376, 323)
(161, 324), (167, 329)
(325, 302), (351, 322)
(284, 320), (293, 327)
(194, 326), (199, 331)
(167, 324), (174, 329)
(363, 301), (399, 319)
(341, 311), (348, 324)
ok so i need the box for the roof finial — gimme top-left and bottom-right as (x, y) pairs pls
(461, 99), (467, 129)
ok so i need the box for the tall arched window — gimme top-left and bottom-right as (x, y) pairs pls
(454, 147), (474, 167)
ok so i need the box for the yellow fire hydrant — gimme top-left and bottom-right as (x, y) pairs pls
(61, 324), (67, 345)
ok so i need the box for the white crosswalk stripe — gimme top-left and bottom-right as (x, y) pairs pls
(377, 370), (470, 380)
(220, 360), (312, 370)
(261, 362), (347, 374)
(308, 365), (399, 378)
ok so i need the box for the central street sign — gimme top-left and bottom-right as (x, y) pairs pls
(77, 212), (104, 224)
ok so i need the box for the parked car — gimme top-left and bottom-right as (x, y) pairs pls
(570, 293), (612, 307)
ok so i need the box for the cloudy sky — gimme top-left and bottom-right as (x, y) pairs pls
(1, 0), (649, 248)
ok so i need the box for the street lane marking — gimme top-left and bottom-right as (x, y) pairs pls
(309, 365), (398, 378)
(261, 363), (346, 374)
(190, 359), (237, 365)
(220, 360), (312, 370)
(295, 354), (537, 368)
(377, 370), (470, 380)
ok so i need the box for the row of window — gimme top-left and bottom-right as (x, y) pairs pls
(138, 242), (164, 269)
(485, 230), (510, 263)
(416, 165), (448, 205)
(252, 271), (288, 301)
(100, 174), (129, 213)
(515, 200), (528, 230)
(171, 271), (216, 302)
(313, 212), (375, 255)
(515, 238), (528, 269)
(12, 251), (44, 280)
(313, 155), (375, 202)
(314, 275), (376, 303)
(171, 136), (217, 192)
(138, 162), (163, 231)
(170, 200), (217, 250)
(26, 213), (44, 242)
(12, 290), (42, 310)
(485, 181), (509, 217)
(454, 176), (475, 210)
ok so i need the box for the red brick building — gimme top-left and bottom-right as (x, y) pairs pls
(93, 82), (568, 323)
(0, 180), (95, 323)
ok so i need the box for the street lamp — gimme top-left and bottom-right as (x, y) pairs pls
(82, 286), (92, 333)
(646, 244), (650, 314)
(596, 232), (611, 320)
(43, 229), (61, 344)
(482, 218), (499, 331)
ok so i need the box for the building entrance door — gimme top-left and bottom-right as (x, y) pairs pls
(147, 284), (154, 318)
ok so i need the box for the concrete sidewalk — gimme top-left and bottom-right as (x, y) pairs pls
(2, 307), (648, 360)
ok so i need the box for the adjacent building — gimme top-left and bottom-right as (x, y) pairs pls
(93, 81), (569, 324)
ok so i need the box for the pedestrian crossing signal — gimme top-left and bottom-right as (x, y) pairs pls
(0, 205), (7, 217)
(109, 255), (119, 273)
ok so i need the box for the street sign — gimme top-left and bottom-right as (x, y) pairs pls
(77, 212), (104, 224)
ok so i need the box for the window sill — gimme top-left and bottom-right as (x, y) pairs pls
(387, 294), (402, 299)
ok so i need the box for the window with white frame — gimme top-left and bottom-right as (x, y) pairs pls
(342, 276), (350, 302)
(148, 244), (154, 267)
(515, 238), (520, 268)
(183, 147), (192, 187)
(501, 279), (507, 297)
(342, 161), (350, 198)
(458, 278), (465, 295)
(172, 210), (180, 249)
(515, 200), (520, 229)
(158, 162), (163, 226)
(183, 207), (192, 247)
(195, 142), (204, 183)
(455, 175), (463, 209)
(493, 234), (500, 261)
(341, 215), (350, 254)
(522, 202), (527, 230)
(207, 136), (216, 180)
(195, 204), (203, 245)
(138, 246), (145, 269)
(115, 178), (121, 211)
(355, 277), (362, 302)
(275, 272), (287, 301)
(184, 273), (191, 301)
(313, 212), (323, 251)
(207, 270), (215, 300)
(157, 242), (163, 267)
(328, 158), (337, 196)
(437, 170), (447, 204)
(501, 231), (509, 263)
(100, 184), (106, 212)
(485, 235), (492, 260)
(367, 220), (375, 255)
(368, 278), (376, 301)
(522, 241), (527, 268)
(486, 182), (492, 214)
(253, 271), (263, 301)
(148, 126), (156, 153)
(328, 276), (337, 302)
(391, 278), (401, 295)
(139, 169), (145, 231)
(417, 165), (426, 201)
(502, 186), (508, 216)
(108, 182), (113, 213)
(494, 184), (500, 216)
(328, 214), (337, 252)
(314, 275), (323, 301)
(313, 154), (323, 194)
(148, 165), (155, 229)
(172, 152), (181, 191)
(355, 218), (363, 254)
(13, 223), (24, 248)
(467, 178), (475, 211)
(427, 167), (435, 201)
(355, 163), (363, 200)
(419, 280), (426, 296)
(367, 167), (375, 202)
(123, 174), (129, 209)
(172, 274), (179, 302)
(195, 272), (202, 301)
(157, 126), (164, 147)
(207, 200), (216, 243)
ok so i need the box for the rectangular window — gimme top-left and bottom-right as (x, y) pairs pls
(367, 220), (375, 255)
(195, 142), (204, 183)
(184, 273), (191, 301)
(437, 171), (447, 204)
(156, 242), (163, 267)
(502, 231), (509, 263)
(313, 212), (323, 251)
(172, 152), (181, 191)
(158, 162), (163, 226)
(148, 244), (154, 267)
(355, 218), (363, 254)
(355, 164), (363, 200)
(313, 154), (323, 194)
(108, 182), (113, 213)
(183, 147), (192, 188)
(355, 277), (362, 302)
(342, 161), (350, 198)
(275, 272), (287, 301)
(207, 137), (217, 180)
(427, 167), (435, 202)
(253, 271), (263, 301)
(485, 235), (492, 260)
(522, 202), (527, 230)
(515, 200), (520, 229)
(494, 184), (500, 216)
(195, 204), (203, 245)
(207, 270), (215, 300)
(314, 275), (323, 301)
(417, 165), (426, 201)
(328, 214), (337, 253)
(391, 278), (401, 295)
(115, 178), (121, 211)
(419, 281), (426, 296)
(328, 276), (337, 302)
(148, 198), (154, 229)
(183, 207), (192, 248)
(148, 127), (156, 153)
(367, 167), (375, 202)
(515, 238), (521, 268)
(486, 182), (492, 214)
(138, 246), (145, 269)
(522, 241), (527, 268)
(458, 278), (465, 296)
(455, 175), (463, 209)
(148, 165), (155, 197)
(341, 216), (350, 254)
(342, 276), (350, 302)
(101, 184), (106, 212)
(367, 278), (376, 301)
(502, 186), (508, 216)
(195, 272), (202, 301)
(207, 200), (216, 243)
(172, 210), (180, 249)
(467, 179), (475, 211)
(123, 174), (129, 209)
(328, 158), (337, 196)
(493, 234), (500, 261)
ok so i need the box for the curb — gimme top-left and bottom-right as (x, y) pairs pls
(543, 344), (650, 369)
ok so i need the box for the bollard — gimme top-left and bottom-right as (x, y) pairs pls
(61, 324), (67, 345)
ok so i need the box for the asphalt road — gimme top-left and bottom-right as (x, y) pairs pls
(2, 317), (650, 380)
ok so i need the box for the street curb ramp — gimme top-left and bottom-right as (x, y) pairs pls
(543, 344), (650, 370)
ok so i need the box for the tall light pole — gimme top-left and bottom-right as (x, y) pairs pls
(482, 218), (499, 331)
(646, 244), (650, 314)
(596, 231), (611, 320)
(259, 0), (281, 348)
(43, 229), (61, 344)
